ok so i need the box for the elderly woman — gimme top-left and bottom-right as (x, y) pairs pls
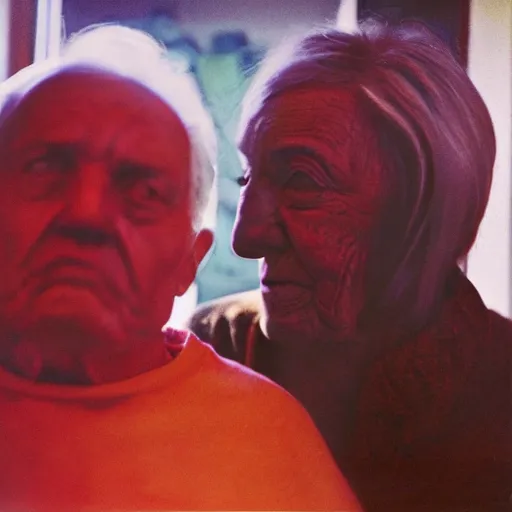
(189, 20), (512, 512)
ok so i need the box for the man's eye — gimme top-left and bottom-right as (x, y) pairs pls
(24, 158), (50, 174)
(115, 164), (170, 208)
(23, 152), (74, 175)
(128, 181), (164, 204)
(19, 152), (75, 200)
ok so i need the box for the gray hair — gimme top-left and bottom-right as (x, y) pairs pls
(0, 24), (217, 229)
(240, 20), (495, 332)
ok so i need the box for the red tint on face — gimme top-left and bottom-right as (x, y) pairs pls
(233, 88), (384, 345)
(0, 69), (204, 357)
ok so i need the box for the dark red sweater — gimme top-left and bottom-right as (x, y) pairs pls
(189, 273), (512, 512)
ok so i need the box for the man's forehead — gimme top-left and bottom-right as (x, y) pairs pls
(18, 65), (159, 109)
(5, 66), (188, 141)
(0, 65), (192, 174)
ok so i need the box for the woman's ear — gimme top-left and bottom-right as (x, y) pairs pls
(175, 229), (214, 296)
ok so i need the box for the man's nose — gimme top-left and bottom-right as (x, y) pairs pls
(231, 183), (285, 259)
(63, 162), (115, 226)
(53, 163), (119, 247)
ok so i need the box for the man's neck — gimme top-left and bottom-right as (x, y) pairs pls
(0, 332), (172, 385)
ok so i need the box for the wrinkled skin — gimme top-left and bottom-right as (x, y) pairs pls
(233, 88), (383, 348)
(0, 68), (212, 384)
(232, 88), (386, 463)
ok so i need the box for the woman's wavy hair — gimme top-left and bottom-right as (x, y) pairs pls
(240, 19), (496, 332)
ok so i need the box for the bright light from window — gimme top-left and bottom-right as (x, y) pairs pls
(34, 0), (63, 62)
(0, 0), (10, 81)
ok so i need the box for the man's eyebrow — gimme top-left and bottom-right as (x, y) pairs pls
(14, 140), (170, 179)
(11, 139), (80, 153)
(114, 159), (165, 178)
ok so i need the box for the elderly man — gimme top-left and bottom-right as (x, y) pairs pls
(0, 26), (359, 511)
(189, 20), (512, 512)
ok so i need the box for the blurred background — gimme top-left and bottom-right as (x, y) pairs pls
(1, 0), (510, 326)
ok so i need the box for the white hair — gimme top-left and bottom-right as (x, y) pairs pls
(0, 24), (217, 228)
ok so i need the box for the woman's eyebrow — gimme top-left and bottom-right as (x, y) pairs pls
(270, 146), (338, 187)
(236, 148), (249, 172)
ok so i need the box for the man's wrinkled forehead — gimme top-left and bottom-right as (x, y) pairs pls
(3, 64), (188, 130)
(0, 65), (193, 186)
(2, 66), (189, 149)
(241, 87), (362, 160)
(16, 65), (159, 113)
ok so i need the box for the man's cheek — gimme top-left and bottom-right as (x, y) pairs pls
(5, 202), (63, 255)
(131, 244), (183, 296)
(0, 221), (25, 268)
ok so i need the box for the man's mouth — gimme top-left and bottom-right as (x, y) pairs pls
(26, 257), (122, 298)
(36, 276), (100, 293)
(31, 257), (101, 280)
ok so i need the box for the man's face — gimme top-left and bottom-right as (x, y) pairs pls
(0, 68), (211, 353)
(233, 88), (383, 344)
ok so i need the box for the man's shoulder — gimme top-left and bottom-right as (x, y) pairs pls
(182, 339), (359, 510)
(186, 290), (263, 362)
(191, 333), (289, 403)
(189, 333), (319, 426)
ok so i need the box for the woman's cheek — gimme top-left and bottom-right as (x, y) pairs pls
(284, 212), (364, 278)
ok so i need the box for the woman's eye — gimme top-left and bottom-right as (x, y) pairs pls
(285, 171), (322, 191)
(236, 174), (250, 187)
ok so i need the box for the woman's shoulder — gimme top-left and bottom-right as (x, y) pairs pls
(488, 309), (512, 345)
(186, 289), (263, 363)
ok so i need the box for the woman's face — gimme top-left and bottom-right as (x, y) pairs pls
(233, 88), (385, 345)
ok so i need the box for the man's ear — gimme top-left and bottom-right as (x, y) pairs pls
(175, 229), (214, 296)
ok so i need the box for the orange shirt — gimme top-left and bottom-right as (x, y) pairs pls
(0, 333), (359, 511)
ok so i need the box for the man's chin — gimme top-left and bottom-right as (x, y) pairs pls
(33, 282), (118, 310)
(15, 294), (123, 347)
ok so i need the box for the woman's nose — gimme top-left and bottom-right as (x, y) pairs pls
(231, 182), (286, 259)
